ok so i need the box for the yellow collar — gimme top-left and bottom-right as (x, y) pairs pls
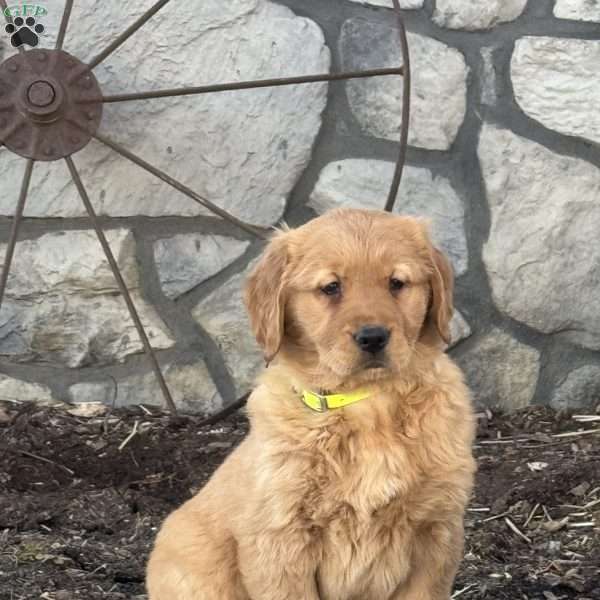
(301, 389), (372, 412)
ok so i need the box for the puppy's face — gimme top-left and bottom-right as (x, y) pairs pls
(245, 209), (453, 387)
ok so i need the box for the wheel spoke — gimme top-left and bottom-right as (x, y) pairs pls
(385, 0), (411, 213)
(0, 0), (24, 53)
(86, 129), (269, 240)
(80, 67), (404, 104)
(64, 155), (178, 415)
(0, 158), (34, 309)
(55, 0), (74, 51)
(86, 0), (173, 71)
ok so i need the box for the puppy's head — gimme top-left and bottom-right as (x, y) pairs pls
(244, 209), (453, 387)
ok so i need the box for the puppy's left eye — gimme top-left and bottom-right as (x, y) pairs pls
(389, 278), (405, 292)
(321, 281), (341, 296)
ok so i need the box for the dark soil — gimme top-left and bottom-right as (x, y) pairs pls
(0, 401), (598, 600)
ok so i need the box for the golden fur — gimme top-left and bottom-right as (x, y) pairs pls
(146, 209), (476, 600)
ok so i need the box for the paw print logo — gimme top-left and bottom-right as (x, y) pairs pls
(5, 16), (45, 48)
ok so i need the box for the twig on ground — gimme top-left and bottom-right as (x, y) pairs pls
(477, 438), (518, 445)
(0, 396), (23, 404)
(477, 426), (599, 450)
(452, 583), (476, 598)
(505, 516), (532, 543)
(524, 503), (540, 528)
(139, 404), (153, 416)
(552, 428), (600, 439)
(3, 447), (74, 476)
(118, 420), (139, 452)
(89, 563), (108, 576)
(572, 415), (600, 423)
(567, 521), (596, 529)
(483, 511), (510, 523)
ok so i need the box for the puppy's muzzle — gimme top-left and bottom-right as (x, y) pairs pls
(352, 325), (390, 354)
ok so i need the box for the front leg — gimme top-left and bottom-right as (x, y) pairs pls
(393, 520), (464, 600)
(237, 532), (321, 600)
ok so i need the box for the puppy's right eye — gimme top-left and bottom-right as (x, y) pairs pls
(321, 282), (341, 296)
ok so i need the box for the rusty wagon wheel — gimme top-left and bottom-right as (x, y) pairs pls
(0, 0), (411, 416)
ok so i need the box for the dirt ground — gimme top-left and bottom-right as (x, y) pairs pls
(0, 400), (598, 600)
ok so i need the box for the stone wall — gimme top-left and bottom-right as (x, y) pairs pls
(1, 0), (599, 413)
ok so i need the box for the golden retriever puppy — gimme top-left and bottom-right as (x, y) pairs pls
(146, 208), (476, 600)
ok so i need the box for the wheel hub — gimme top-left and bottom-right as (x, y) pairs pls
(28, 81), (56, 107)
(0, 49), (102, 161)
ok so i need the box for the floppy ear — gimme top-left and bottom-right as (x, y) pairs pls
(244, 234), (289, 362)
(422, 246), (454, 346)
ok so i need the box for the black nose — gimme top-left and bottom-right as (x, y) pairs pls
(352, 326), (390, 354)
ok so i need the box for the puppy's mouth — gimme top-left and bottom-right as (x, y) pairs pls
(317, 349), (392, 380)
(358, 357), (390, 374)
(345, 359), (392, 385)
